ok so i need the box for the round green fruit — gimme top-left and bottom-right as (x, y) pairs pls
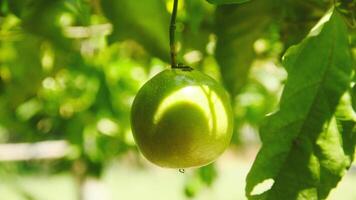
(131, 68), (233, 168)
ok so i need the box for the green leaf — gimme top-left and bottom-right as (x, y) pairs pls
(101, 0), (170, 62)
(246, 9), (354, 200)
(184, 164), (217, 198)
(198, 164), (218, 186)
(214, 0), (281, 96)
(206, 0), (249, 5)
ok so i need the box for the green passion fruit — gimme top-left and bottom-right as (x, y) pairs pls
(131, 68), (233, 168)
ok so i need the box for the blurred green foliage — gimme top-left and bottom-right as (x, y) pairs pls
(0, 0), (355, 199)
(0, 0), (284, 174)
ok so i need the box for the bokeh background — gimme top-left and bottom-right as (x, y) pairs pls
(0, 0), (355, 199)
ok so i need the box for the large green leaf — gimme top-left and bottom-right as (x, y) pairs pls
(206, 0), (249, 5)
(214, 0), (281, 96)
(101, 0), (170, 62)
(246, 9), (355, 200)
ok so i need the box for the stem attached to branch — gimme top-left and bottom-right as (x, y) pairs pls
(170, 0), (179, 68)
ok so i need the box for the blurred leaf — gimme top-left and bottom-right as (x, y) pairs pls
(6, 0), (26, 17)
(2, 35), (43, 107)
(185, 0), (209, 32)
(184, 164), (218, 198)
(184, 175), (202, 198)
(16, 98), (42, 121)
(207, 0), (249, 5)
(0, 0), (9, 16)
(101, 0), (170, 62)
(198, 164), (217, 186)
(246, 9), (354, 199)
(214, 0), (281, 96)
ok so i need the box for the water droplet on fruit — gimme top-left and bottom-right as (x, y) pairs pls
(179, 169), (185, 173)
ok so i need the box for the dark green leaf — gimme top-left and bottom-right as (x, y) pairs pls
(7, 0), (27, 17)
(101, 0), (170, 62)
(246, 9), (354, 200)
(215, 0), (281, 96)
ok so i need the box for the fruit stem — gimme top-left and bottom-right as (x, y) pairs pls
(170, 0), (178, 68)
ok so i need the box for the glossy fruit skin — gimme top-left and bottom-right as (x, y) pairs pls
(131, 68), (233, 168)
